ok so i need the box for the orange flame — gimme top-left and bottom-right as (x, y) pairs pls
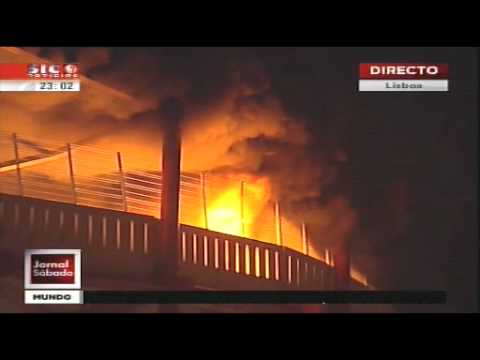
(203, 176), (270, 238)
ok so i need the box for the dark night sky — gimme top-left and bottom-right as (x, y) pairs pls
(55, 47), (479, 312)
(256, 47), (478, 312)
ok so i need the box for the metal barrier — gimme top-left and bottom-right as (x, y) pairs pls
(0, 131), (369, 288)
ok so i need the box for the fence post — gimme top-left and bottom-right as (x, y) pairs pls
(274, 201), (283, 246)
(201, 172), (208, 229)
(12, 133), (23, 196)
(66, 143), (77, 204)
(117, 151), (128, 211)
(301, 222), (309, 256)
(240, 180), (245, 236)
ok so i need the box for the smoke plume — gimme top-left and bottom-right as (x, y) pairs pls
(0, 47), (363, 278)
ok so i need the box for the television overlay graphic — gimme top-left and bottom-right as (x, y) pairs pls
(24, 249), (83, 304)
(358, 63), (449, 92)
(0, 63), (80, 91)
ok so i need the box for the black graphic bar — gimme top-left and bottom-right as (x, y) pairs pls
(83, 291), (446, 304)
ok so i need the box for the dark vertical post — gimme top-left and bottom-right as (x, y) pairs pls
(201, 172), (208, 229)
(159, 98), (183, 284)
(12, 133), (23, 196)
(274, 201), (283, 246)
(66, 143), (77, 205)
(240, 181), (245, 236)
(330, 240), (351, 313)
(302, 222), (310, 256)
(333, 240), (351, 290)
(117, 152), (127, 211)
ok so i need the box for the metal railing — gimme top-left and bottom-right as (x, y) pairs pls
(0, 131), (369, 287)
(0, 193), (353, 289)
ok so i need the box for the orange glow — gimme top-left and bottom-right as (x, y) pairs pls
(203, 177), (270, 238)
(351, 267), (369, 287)
(0, 47), (371, 288)
(207, 187), (243, 236)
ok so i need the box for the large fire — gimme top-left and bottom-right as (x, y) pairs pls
(191, 174), (368, 286)
(0, 47), (369, 288)
(195, 175), (322, 260)
(204, 176), (269, 238)
(207, 188), (245, 236)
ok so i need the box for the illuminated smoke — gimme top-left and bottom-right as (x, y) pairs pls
(0, 47), (364, 280)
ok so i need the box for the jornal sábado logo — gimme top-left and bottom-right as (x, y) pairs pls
(31, 254), (75, 284)
(24, 249), (83, 304)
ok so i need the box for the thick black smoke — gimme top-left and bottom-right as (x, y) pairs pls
(5, 47), (477, 312)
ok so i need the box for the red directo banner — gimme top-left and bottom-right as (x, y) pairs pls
(359, 63), (449, 80)
(0, 63), (79, 80)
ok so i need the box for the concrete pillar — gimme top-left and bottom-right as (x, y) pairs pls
(159, 98), (183, 284)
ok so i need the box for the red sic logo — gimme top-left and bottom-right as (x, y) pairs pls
(27, 63), (79, 79)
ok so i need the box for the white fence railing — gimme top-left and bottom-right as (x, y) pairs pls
(0, 131), (369, 287)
